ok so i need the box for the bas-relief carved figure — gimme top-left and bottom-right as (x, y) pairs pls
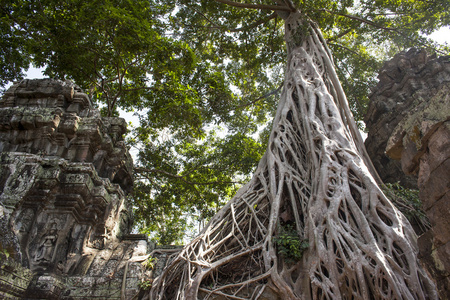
(0, 79), (151, 299)
(34, 222), (58, 263)
(15, 208), (34, 236)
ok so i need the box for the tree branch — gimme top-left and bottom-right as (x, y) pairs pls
(135, 167), (244, 185)
(317, 8), (447, 55)
(328, 42), (363, 59)
(327, 28), (354, 42)
(122, 86), (156, 93)
(214, 0), (293, 12)
(316, 9), (395, 32)
(281, 0), (296, 12)
(1, 7), (30, 33)
(197, 10), (278, 32)
(235, 82), (283, 109)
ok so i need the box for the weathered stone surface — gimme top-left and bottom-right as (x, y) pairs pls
(0, 79), (133, 193)
(426, 192), (450, 247)
(0, 259), (33, 299)
(365, 48), (450, 189)
(0, 79), (160, 299)
(381, 50), (450, 300)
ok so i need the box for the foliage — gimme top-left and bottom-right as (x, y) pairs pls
(1, 0), (449, 243)
(139, 256), (157, 290)
(382, 182), (421, 207)
(0, 248), (10, 260)
(1, 0), (198, 117)
(132, 130), (264, 244)
(138, 279), (153, 290)
(274, 224), (309, 263)
(0, 13), (29, 90)
(381, 182), (430, 234)
(171, 0), (450, 128)
(142, 256), (158, 270)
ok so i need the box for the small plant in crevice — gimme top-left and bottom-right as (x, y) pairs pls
(141, 256), (157, 270)
(274, 224), (309, 263)
(139, 256), (157, 290)
(138, 278), (153, 290)
(1, 248), (10, 260)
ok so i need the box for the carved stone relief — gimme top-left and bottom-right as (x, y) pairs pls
(0, 79), (150, 299)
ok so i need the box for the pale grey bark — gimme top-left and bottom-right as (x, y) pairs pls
(149, 12), (437, 300)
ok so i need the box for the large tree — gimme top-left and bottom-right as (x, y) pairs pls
(1, 0), (267, 243)
(133, 0), (449, 244)
(149, 0), (444, 299)
(1, 0), (448, 245)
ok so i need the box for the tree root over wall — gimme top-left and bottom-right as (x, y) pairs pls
(149, 12), (437, 300)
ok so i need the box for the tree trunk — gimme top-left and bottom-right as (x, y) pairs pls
(149, 12), (437, 300)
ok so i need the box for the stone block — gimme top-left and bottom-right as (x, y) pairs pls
(434, 241), (450, 274)
(26, 275), (64, 300)
(10, 114), (22, 129)
(420, 160), (450, 210)
(0, 259), (34, 298)
(20, 115), (35, 130)
(425, 192), (450, 247)
(59, 114), (79, 136)
(400, 140), (420, 175)
(67, 103), (81, 114)
(425, 123), (450, 171)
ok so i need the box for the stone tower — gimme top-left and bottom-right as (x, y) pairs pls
(0, 79), (150, 299)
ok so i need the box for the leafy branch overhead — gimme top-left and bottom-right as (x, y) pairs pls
(1, 0), (449, 243)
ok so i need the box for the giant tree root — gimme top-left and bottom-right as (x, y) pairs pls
(149, 12), (437, 300)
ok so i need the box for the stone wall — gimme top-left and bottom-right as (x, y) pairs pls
(0, 79), (162, 299)
(368, 49), (450, 299)
(386, 89), (450, 299)
(365, 48), (450, 189)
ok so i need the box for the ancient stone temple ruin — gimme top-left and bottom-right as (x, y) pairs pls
(0, 79), (153, 299)
(366, 48), (450, 299)
(1, 49), (449, 299)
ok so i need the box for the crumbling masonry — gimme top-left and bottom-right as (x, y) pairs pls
(0, 79), (152, 299)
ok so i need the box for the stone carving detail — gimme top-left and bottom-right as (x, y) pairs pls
(0, 79), (153, 299)
(34, 221), (58, 263)
(0, 79), (133, 192)
(365, 48), (450, 188)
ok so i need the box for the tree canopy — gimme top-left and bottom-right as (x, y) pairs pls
(1, 0), (449, 244)
(150, 2), (441, 298)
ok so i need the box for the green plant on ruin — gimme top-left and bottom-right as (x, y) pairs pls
(0, 248), (10, 260)
(138, 256), (158, 290)
(381, 182), (430, 234)
(141, 256), (158, 270)
(274, 224), (309, 263)
(139, 279), (154, 290)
